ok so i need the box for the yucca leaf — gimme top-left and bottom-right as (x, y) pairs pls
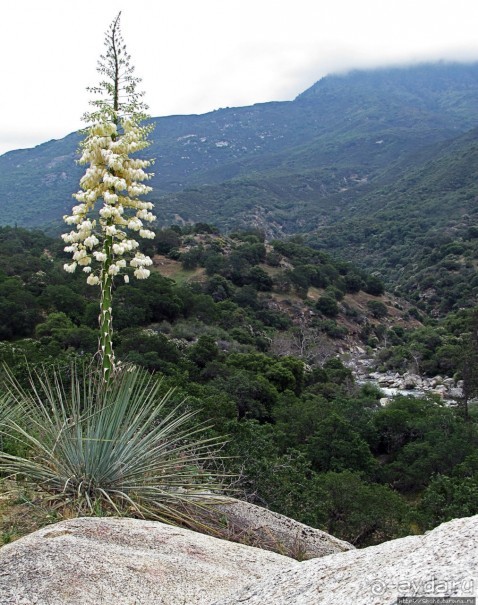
(0, 363), (229, 524)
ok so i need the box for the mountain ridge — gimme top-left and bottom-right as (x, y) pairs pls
(1, 61), (478, 311)
(1, 60), (478, 228)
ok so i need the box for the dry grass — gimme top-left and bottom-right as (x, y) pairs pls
(0, 481), (309, 560)
(178, 502), (311, 561)
(0, 480), (60, 546)
(152, 254), (206, 284)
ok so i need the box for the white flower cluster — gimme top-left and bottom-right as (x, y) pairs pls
(62, 119), (155, 284)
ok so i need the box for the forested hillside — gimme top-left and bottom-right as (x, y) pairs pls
(309, 127), (478, 314)
(1, 224), (478, 546)
(0, 62), (477, 225)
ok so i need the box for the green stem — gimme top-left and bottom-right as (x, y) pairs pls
(99, 234), (114, 382)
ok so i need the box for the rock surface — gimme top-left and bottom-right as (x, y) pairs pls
(210, 498), (353, 559)
(0, 517), (295, 605)
(213, 515), (478, 605)
(1, 514), (477, 605)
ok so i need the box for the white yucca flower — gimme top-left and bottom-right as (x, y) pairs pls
(73, 249), (88, 261)
(99, 206), (113, 219)
(64, 215), (81, 225)
(64, 262), (77, 273)
(84, 235), (100, 248)
(103, 191), (119, 204)
(93, 251), (107, 262)
(128, 217), (143, 231)
(139, 229), (155, 239)
(134, 267), (150, 280)
(130, 253), (153, 268)
(112, 244), (125, 255)
(78, 255), (92, 267)
(87, 274), (100, 285)
(61, 12), (157, 380)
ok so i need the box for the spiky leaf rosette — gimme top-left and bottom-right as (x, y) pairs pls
(0, 364), (227, 523)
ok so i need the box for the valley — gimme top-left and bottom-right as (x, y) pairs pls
(0, 61), (477, 548)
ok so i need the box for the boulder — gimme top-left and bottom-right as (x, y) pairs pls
(430, 375), (444, 387)
(402, 373), (420, 389)
(212, 515), (478, 605)
(210, 498), (353, 559)
(2, 513), (476, 605)
(0, 517), (295, 605)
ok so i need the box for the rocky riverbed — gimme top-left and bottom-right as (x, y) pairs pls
(345, 347), (464, 405)
(364, 370), (464, 404)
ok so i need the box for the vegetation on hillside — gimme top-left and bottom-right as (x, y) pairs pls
(309, 129), (478, 314)
(1, 57), (478, 551)
(1, 63), (477, 318)
(0, 224), (477, 548)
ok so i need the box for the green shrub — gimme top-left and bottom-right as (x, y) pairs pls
(367, 300), (388, 319)
(316, 295), (339, 318)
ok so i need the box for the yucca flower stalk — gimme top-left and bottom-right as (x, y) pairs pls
(62, 12), (155, 381)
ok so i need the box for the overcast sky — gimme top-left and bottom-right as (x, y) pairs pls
(1, 0), (478, 156)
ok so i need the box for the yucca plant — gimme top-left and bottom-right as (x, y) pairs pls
(0, 363), (226, 523)
(0, 14), (229, 530)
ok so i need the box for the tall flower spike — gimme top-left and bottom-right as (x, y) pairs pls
(62, 12), (155, 381)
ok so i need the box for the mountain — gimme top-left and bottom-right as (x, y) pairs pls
(1, 62), (477, 229)
(308, 126), (478, 313)
(1, 62), (477, 312)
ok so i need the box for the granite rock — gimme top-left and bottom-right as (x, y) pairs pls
(212, 515), (478, 605)
(0, 517), (296, 605)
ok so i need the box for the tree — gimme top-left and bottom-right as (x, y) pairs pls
(39, 285), (85, 323)
(316, 295), (339, 318)
(344, 272), (363, 293)
(306, 414), (377, 475)
(0, 278), (41, 339)
(188, 335), (220, 369)
(245, 266), (273, 291)
(155, 228), (181, 255)
(61, 12), (155, 380)
(313, 471), (409, 546)
(364, 275), (385, 296)
(367, 300), (388, 319)
(270, 319), (334, 366)
(420, 474), (478, 529)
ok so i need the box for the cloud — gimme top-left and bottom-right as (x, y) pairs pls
(2, 0), (478, 154)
